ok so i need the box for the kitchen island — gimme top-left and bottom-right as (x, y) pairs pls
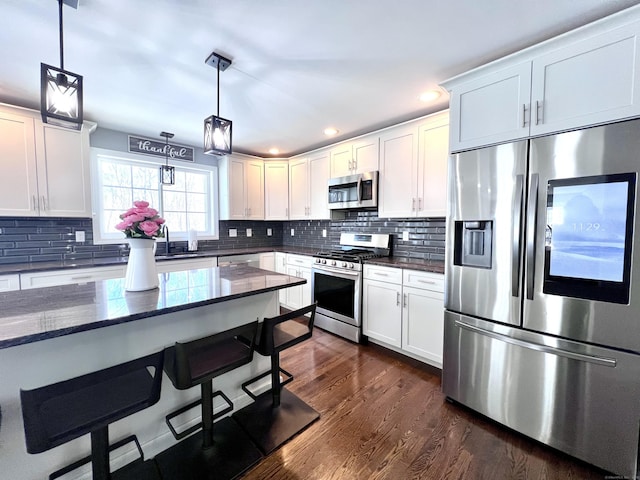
(0, 265), (305, 479)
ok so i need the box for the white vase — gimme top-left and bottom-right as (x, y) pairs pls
(124, 238), (159, 291)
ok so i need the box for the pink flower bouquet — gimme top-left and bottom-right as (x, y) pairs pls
(115, 200), (166, 239)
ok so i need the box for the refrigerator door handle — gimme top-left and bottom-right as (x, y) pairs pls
(454, 320), (617, 367)
(526, 173), (539, 300)
(512, 174), (524, 297)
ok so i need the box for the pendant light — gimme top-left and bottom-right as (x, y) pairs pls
(159, 131), (176, 185)
(41, 0), (83, 130)
(203, 52), (232, 156)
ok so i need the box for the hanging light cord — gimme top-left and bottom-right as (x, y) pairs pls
(58, 0), (64, 70)
(165, 136), (169, 166)
(217, 61), (220, 117)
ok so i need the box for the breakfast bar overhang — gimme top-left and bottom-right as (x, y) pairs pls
(0, 265), (305, 479)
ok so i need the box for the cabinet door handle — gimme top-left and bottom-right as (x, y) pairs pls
(41, 196), (47, 211)
(418, 198), (422, 211)
(32, 195), (37, 211)
(396, 292), (400, 306)
(403, 293), (407, 308)
(535, 100), (542, 125)
(522, 103), (528, 127)
(412, 198), (416, 211)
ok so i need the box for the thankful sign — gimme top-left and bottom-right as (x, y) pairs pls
(128, 135), (195, 162)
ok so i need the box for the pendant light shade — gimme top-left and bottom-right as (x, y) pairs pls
(41, 0), (83, 130)
(204, 114), (232, 155)
(204, 52), (232, 156)
(159, 131), (176, 185)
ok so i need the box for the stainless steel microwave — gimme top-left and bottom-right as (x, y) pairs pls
(328, 171), (378, 210)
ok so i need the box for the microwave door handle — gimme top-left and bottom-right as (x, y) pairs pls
(357, 177), (362, 204)
(526, 173), (539, 300)
(512, 174), (524, 297)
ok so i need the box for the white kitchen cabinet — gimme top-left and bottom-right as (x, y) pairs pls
(529, 21), (640, 137)
(363, 264), (444, 367)
(445, 17), (640, 152)
(283, 253), (312, 310)
(274, 252), (287, 304)
(0, 274), (20, 292)
(0, 105), (93, 217)
(329, 135), (379, 177)
(378, 111), (449, 218)
(363, 275), (402, 348)
(264, 161), (289, 220)
(20, 265), (126, 289)
(259, 252), (275, 271)
(288, 150), (331, 220)
(156, 257), (217, 273)
(218, 156), (264, 220)
(447, 63), (532, 152)
(401, 270), (444, 367)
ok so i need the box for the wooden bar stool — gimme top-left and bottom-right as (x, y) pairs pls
(233, 303), (319, 454)
(20, 350), (164, 480)
(154, 321), (262, 480)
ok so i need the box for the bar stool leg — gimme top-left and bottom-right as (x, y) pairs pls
(90, 427), (110, 480)
(271, 355), (281, 407)
(201, 381), (214, 449)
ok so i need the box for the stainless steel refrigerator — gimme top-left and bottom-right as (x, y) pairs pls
(443, 118), (640, 478)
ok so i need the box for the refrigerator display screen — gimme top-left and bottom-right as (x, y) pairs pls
(544, 173), (636, 304)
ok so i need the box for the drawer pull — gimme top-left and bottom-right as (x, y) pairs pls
(71, 275), (92, 280)
(374, 272), (388, 276)
(418, 279), (437, 285)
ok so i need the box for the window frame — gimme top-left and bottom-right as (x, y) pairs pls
(90, 147), (219, 245)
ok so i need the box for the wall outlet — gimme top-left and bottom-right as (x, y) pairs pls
(267, 228), (272, 236)
(322, 229), (327, 238)
(402, 231), (409, 241)
(290, 228), (295, 236)
(229, 228), (237, 238)
(75, 230), (85, 242)
(246, 228), (252, 237)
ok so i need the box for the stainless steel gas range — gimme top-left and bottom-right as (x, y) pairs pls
(311, 232), (390, 343)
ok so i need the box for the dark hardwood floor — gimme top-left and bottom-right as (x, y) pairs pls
(241, 326), (613, 480)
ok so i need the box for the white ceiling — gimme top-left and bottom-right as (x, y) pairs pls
(1, 0), (638, 157)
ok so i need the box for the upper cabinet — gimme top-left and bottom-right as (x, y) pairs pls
(445, 13), (640, 152)
(329, 135), (379, 177)
(0, 104), (93, 217)
(218, 156), (264, 220)
(288, 149), (331, 220)
(264, 161), (289, 220)
(378, 111), (449, 218)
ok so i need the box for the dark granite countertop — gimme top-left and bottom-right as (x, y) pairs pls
(0, 265), (305, 350)
(0, 245), (443, 275)
(364, 257), (445, 274)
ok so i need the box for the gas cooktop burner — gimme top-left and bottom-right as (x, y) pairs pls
(315, 249), (383, 263)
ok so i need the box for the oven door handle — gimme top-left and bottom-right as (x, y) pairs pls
(312, 266), (361, 278)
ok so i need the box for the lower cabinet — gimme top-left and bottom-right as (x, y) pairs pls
(0, 274), (21, 292)
(282, 253), (312, 310)
(20, 265), (126, 289)
(363, 264), (444, 368)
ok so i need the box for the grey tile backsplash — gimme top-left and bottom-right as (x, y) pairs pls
(0, 212), (445, 264)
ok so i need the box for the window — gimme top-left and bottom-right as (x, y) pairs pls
(91, 148), (219, 244)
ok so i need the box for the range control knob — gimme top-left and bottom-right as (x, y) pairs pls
(331, 260), (337, 266)
(341, 262), (347, 268)
(348, 263), (355, 269)
(315, 258), (321, 263)
(322, 259), (327, 264)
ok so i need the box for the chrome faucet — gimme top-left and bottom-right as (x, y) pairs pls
(164, 225), (170, 255)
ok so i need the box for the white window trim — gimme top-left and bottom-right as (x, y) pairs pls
(90, 147), (219, 245)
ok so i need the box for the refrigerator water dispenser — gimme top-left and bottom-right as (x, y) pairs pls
(453, 221), (493, 268)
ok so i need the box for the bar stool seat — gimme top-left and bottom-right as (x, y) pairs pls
(20, 351), (164, 480)
(154, 321), (262, 480)
(233, 303), (319, 454)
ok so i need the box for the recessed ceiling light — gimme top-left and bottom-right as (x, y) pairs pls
(324, 127), (339, 136)
(268, 148), (280, 155)
(419, 90), (441, 103)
